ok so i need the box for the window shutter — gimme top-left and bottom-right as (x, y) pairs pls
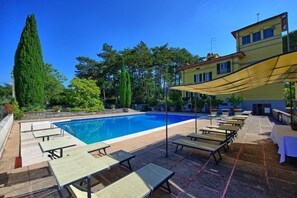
(227, 61), (231, 73)
(209, 72), (212, 81)
(194, 75), (196, 83)
(217, 64), (220, 74)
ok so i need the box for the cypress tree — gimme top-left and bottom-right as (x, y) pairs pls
(119, 60), (131, 108)
(126, 67), (131, 107)
(14, 14), (45, 107)
(119, 61), (127, 107)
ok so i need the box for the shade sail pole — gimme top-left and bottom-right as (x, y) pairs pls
(290, 82), (293, 123)
(165, 86), (169, 157)
(194, 93), (197, 133)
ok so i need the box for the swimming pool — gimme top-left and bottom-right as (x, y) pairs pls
(54, 113), (198, 144)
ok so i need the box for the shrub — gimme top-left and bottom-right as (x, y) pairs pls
(5, 104), (12, 114)
(21, 104), (45, 112)
(11, 101), (24, 120)
(67, 78), (104, 111)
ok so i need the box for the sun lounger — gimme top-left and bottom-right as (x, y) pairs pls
(173, 138), (225, 164)
(33, 129), (62, 141)
(187, 133), (230, 151)
(39, 138), (76, 159)
(199, 127), (232, 135)
(187, 133), (231, 150)
(100, 150), (135, 171)
(207, 125), (220, 129)
(64, 142), (110, 156)
(69, 163), (175, 198)
(241, 111), (252, 115)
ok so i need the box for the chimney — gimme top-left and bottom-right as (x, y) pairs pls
(206, 53), (219, 60)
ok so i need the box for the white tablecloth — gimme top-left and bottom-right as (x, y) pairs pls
(270, 125), (297, 163)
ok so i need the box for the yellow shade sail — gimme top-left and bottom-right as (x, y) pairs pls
(170, 51), (297, 95)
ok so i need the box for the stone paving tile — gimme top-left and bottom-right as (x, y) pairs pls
(225, 178), (269, 198)
(194, 170), (229, 194)
(232, 160), (269, 191)
(170, 158), (201, 190)
(267, 166), (297, 184)
(179, 181), (221, 198)
(268, 178), (297, 198)
(1, 114), (297, 197)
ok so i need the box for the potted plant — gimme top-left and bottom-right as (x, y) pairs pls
(53, 105), (62, 112)
(167, 99), (175, 112)
(146, 97), (158, 111)
(195, 98), (204, 112)
(291, 100), (297, 130)
(110, 104), (116, 110)
(209, 96), (223, 111)
(226, 95), (244, 114)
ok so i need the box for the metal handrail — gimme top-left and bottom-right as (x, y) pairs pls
(64, 125), (75, 136)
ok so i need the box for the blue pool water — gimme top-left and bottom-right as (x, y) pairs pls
(54, 114), (198, 144)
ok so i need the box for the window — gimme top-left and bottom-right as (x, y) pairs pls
(253, 31), (261, 42)
(203, 72), (212, 82)
(217, 61), (231, 74)
(186, 92), (193, 99)
(242, 35), (250, 45)
(264, 27), (274, 38)
(194, 74), (202, 83)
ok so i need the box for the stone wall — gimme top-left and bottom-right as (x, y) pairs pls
(272, 109), (291, 124)
(0, 114), (13, 158)
(23, 109), (136, 120)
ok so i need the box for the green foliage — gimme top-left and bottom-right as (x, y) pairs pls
(210, 96), (223, 108)
(0, 84), (12, 105)
(67, 78), (104, 112)
(14, 14), (45, 107)
(145, 97), (158, 107)
(169, 90), (182, 104)
(195, 98), (205, 108)
(283, 30), (297, 52)
(119, 61), (131, 108)
(75, 41), (200, 104)
(21, 104), (45, 112)
(284, 83), (295, 107)
(11, 100), (24, 120)
(226, 95), (244, 108)
(44, 63), (67, 104)
(0, 83), (12, 99)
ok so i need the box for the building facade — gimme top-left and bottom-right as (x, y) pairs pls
(178, 12), (288, 115)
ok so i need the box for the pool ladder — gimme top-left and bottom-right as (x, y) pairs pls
(64, 125), (75, 136)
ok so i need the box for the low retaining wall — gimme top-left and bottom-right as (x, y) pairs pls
(23, 109), (136, 120)
(0, 114), (13, 158)
(272, 109), (291, 124)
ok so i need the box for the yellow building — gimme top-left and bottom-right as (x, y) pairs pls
(178, 12), (288, 115)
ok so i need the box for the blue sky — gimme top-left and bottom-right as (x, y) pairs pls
(1, 0), (297, 85)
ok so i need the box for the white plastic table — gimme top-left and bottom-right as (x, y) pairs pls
(270, 125), (297, 163)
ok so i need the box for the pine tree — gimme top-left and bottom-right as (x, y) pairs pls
(14, 14), (45, 107)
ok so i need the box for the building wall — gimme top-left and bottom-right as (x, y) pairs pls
(236, 16), (283, 67)
(180, 13), (286, 113)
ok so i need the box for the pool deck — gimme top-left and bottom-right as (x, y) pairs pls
(0, 112), (297, 197)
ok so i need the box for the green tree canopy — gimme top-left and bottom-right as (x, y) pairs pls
(14, 14), (45, 107)
(75, 41), (200, 104)
(44, 63), (67, 104)
(283, 30), (297, 52)
(67, 78), (104, 112)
